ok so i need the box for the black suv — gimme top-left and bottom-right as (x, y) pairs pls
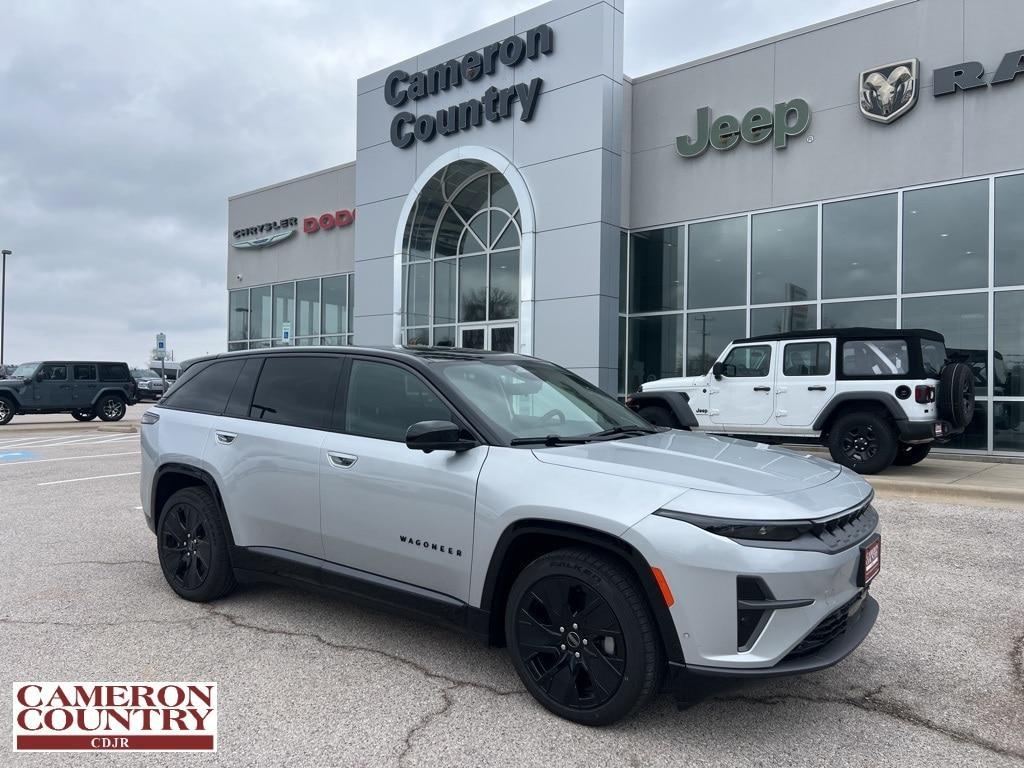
(0, 361), (138, 425)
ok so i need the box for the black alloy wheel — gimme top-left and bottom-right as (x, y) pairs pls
(156, 487), (236, 602)
(0, 397), (14, 426)
(827, 411), (898, 474)
(97, 395), (126, 422)
(506, 548), (661, 725)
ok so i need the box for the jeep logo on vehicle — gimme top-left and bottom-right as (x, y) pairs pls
(675, 98), (811, 159)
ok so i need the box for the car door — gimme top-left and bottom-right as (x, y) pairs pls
(709, 343), (777, 427)
(71, 364), (98, 406)
(775, 340), (835, 429)
(320, 357), (486, 602)
(32, 362), (71, 407)
(206, 355), (342, 560)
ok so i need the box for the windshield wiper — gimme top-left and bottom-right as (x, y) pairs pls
(586, 425), (659, 440)
(509, 435), (593, 447)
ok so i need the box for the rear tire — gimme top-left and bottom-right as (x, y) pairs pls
(505, 548), (662, 726)
(0, 396), (14, 425)
(827, 411), (898, 474)
(156, 487), (236, 602)
(637, 405), (680, 429)
(96, 395), (126, 422)
(893, 443), (931, 466)
(71, 409), (96, 422)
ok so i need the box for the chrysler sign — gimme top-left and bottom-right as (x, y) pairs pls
(231, 209), (355, 250)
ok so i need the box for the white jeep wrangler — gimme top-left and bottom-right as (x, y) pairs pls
(627, 328), (975, 474)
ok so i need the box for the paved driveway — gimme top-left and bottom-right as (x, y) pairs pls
(1, 428), (1022, 766)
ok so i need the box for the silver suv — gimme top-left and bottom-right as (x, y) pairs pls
(140, 347), (881, 725)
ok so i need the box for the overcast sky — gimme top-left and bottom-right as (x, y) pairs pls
(0, 0), (879, 366)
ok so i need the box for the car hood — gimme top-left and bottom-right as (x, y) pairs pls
(642, 375), (706, 391)
(531, 430), (841, 496)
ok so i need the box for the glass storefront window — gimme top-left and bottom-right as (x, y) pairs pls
(750, 304), (817, 336)
(944, 401), (989, 451)
(229, 289), (249, 342)
(322, 275), (350, 336)
(459, 254), (487, 322)
(627, 315), (684, 393)
(994, 402), (1024, 452)
(822, 194), (897, 299)
(821, 299), (897, 329)
(751, 207), (817, 304)
(250, 285), (272, 341)
(296, 279), (320, 338)
(903, 181), (988, 293)
(272, 283), (295, 343)
(489, 250), (519, 320)
(903, 293), (988, 388)
(434, 260), (457, 325)
(630, 227), (684, 313)
(688, 216), (747, 309)
(686, 309), (746, 375)
(996, 174), (1024, 287)
(619, 232), (628, 314)
(404, 263), (431, 327)
(994, 290), (1024, 397)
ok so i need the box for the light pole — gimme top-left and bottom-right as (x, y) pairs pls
(1, 249), (10, 367)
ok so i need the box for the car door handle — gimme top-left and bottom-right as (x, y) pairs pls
(214, 431), (237, 445)
(327, 451), (358, 469)
(753, 386), (771, 392)
(807, 386), (828, 391)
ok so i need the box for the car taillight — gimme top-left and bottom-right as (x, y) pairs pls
(141, 411), (160, 425)
(914, 385), (935, 404)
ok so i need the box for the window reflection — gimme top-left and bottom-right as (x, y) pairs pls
(903, 181), (988, 293)
(751, 207), (817, 304)
(822, 195), (897, 299)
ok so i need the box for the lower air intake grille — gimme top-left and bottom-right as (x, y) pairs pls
(784, 591), (865, 660)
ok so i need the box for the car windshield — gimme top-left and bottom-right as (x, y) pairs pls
(435, 358), (654, 445)
(12, 363), (38, 378)
(133, 369), (160, 378)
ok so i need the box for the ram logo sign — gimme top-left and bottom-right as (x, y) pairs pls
(859, 59), (919, 124)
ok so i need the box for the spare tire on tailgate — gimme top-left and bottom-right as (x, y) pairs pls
(937, 362), (975, 429)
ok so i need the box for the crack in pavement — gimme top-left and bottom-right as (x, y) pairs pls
(0, 616), (190, 629)
(199, 604), (525, 698)
(45, 560), (159, 568)
(1013, 632), (1024, 700)
(397, 684), (456, 768)
(712, 685), (1024, 762)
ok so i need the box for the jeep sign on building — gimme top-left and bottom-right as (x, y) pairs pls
(226, 0), (1024, 457)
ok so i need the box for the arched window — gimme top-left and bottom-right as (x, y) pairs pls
(401, 160), (520, 351)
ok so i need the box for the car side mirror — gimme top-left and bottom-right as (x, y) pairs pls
(35, 371), (44, 382)
(406, 420), (478, 453)
(712, 362), (725, 380)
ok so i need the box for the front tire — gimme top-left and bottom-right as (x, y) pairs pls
(893, 442), (931, 466)
(827, 411), (898, 474)
(157, 487), (236, 602)
(96, 395), (126, 422)
(505, 548), (662, 725)
(0, 397), (14, 426)
(71, 409), (96, 422)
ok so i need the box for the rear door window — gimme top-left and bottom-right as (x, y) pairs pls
(73, 364), (97, 381)
(98, 363), (129, 381)
(783, 342), (832, 377)
(842, 340), (909, 377)
(249, 356), (343, 429)
(162, 359), (245, 414)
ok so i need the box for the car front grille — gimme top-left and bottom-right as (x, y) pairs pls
(808, 503), (878, 554)
(783, 591), (865, 660)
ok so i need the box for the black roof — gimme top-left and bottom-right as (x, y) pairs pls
(736, 327), (945, 344)
(182, 345), (532, 371)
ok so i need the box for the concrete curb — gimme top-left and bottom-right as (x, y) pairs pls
(868, 477), (1024, 508)
(0, 421), (141, 434)
(96, 424), (138, 434)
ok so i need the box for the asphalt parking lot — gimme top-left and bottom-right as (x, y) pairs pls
(1, 427), (1022, 767)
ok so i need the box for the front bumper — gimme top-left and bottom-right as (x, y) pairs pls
(624, 510), (879, 674)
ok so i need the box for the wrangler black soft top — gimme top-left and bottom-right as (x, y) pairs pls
(736, 327), (945, 344)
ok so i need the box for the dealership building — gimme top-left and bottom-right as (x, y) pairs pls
(226, 0), (1024, 455)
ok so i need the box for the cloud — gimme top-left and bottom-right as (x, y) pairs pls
(0, 0), (876, 365)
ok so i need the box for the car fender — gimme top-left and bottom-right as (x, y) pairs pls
(625, 391), (699, 428)
(812, 392), (906, 432)
(0, 388), (22, 409)
(90, 386), (132, 408)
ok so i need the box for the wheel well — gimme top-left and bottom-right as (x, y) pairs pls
(0, 391), (20, 408)
(820, 400), (895, 437)
(481, 522), (684, 664)
(152, 467), (234, 545)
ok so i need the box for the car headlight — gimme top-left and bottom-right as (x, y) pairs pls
(653, 509), (812, 542)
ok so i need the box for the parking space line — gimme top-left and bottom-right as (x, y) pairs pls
(38, 471), (141, 486)
(0, 451), (140, 467)
(0, 434), (80, 448)
(14, 435), (140, 449)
